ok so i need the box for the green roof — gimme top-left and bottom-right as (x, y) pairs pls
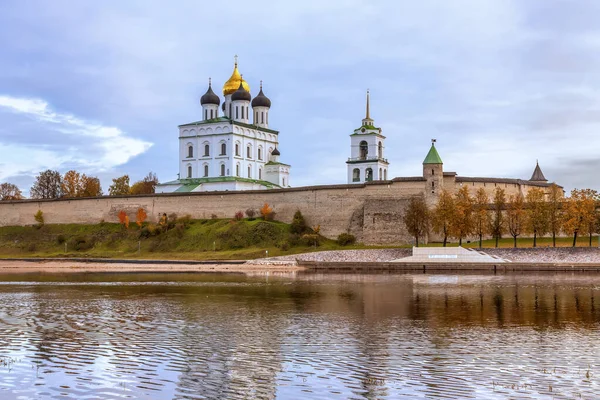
(423, 144), (443, 164)
(159, 176), (282, 191)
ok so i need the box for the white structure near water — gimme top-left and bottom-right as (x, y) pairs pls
(394, 247), (506, 263)
(157, 58), (290, 193)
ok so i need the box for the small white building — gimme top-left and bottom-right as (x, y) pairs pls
(157, 59), (290, 193)
(346, 90), (389, 183)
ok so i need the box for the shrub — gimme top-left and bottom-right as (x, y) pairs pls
(250, 222), (281, 245)
(260, 203), (274, 221)
(288, 233), (302, 246)
(245, 209), (256, 220)
(34, 210), (44, 226)
(211, 214), (218, 219)
(276, 240), (290, 251)
(302, 233), (321, 247)
(71, 236), (95, 251)
(118, 210), (127, 225)
(290, 210), (307, 234)
(234, 211), (244, 221)
(337, 233), (356, 246)
(136, 208), (147, 227)
(56, 234), (67, 245)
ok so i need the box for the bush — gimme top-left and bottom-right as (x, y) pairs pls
(70, 236), (95, 251)
(337, 233), (356, 246)
(288, 233), (302, 246)
(250, 222), (280, 245)
(234, 211), (244, 221)
(276, 240), (290, 251)
(302, 233), (321, 247)
(245, 209), (256, 220)
(290, 210), (307, 234)
(260, 203), (274, 221)
(34, 210), (44, 226)
(211, 214), (218, 219)
(56, 235), (67, 245)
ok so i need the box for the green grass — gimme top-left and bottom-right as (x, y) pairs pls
(0, 219), (373, 261)
(428, 235), (599, 248)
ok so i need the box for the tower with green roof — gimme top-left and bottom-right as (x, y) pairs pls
(423, 139), (443, 203)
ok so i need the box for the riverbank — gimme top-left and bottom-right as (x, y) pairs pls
(0, 260), (304, 274)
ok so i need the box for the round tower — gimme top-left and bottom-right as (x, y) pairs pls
(231, 79), (251, 123)
(252, 81), (271, 128)
(200, 78), (220, 121)
(423, 139), (444, 204)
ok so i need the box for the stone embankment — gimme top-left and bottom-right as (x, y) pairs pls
(251, 247), (600, 266)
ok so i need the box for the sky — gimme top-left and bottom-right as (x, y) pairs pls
(1, 0), (600, 194)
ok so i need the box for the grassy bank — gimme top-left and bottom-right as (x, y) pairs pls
(0, 218), (597, 261)
(0, 218), (372, 260)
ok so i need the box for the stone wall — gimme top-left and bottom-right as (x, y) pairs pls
(0, 181), (423, 245)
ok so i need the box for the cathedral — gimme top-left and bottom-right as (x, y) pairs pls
(157, 58), (290, 193)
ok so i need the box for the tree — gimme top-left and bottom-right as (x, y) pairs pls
(0, 183), (24, 201)
(525, 188), (549, 248)
(260, 203), (274, 221)
(34, 210), (44, 226)
(108, 175), (130, 196)
(562, 189), (596, 247)
(431, 189), (455, 247)
(136, 208), (147, 227)
(61, 170), (83, 198)
(130, 172), (159, 195)
(489, 187), (506, 248)
(547, 183), (563, 247)
(451, 186), (474, 246)
(507, 193), (526, 248)
(290, 210), (308, 234)
(403, 196), (429, 247)
(30, 170), (62, 199)
(80, 175), (103, 197)
(473, 188), (489, 249)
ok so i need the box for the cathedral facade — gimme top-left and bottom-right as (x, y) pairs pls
(157, 59), (290, 193)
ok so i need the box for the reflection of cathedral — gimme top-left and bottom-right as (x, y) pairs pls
(157, 57), (290, 193)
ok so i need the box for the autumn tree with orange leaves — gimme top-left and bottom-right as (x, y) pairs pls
(136, 208), (148, 227)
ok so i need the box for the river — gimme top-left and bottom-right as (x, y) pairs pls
(0, 271), (598, 399)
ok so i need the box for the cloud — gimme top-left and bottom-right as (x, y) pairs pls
(0, 95), (152, 181)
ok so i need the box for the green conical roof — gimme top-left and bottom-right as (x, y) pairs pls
(423, 143), (443, 164)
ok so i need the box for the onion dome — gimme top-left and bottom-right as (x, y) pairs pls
(231, 80), (251, 102)
(251, 81), (271, 108)
(200, 79), (220, 106)
(222, 57), (250, 96)
(272, 147), (280, 156)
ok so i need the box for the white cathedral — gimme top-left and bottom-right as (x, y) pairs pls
(157, 58), (291, 193)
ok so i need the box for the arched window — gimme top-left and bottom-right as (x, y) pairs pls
(261, 112), (264, 124)
(204, 164), (209, 177)
(248, 165), (251, 178)
(378, 142), (383, 158)
(236, 107), (239, 119)
(282, 178), (285, 186)
(366, 168), (373, 182)
(187, 165), (192, 178)
(353, 168), (360, 182)
(204, 110), (207, 120)
(220, 143), (226, 155)
(258, 168), (262, 180)
(236, 164), (240, 176)
(384, 169), (387, 180)
(359, 141), (368, 160)
(258, 147), (262, 160)
(188, 145), (193, 158)
(204, 144), (209, 157)
(432, 169), (435, 176)
(210, 109), (214, 119)
(247, 145), (252, 159)
(229, 103), (232, 118)
(379, 168), (382, 180)
(220, 164), (225, 176)
(235, 143), (240, 156)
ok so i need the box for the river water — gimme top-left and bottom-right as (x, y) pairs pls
(0, 271), (599, 399)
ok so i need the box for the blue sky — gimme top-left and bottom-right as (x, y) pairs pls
(1, 0), (600, 194)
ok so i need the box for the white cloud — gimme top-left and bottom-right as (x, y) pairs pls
(0, 95), (152, 180)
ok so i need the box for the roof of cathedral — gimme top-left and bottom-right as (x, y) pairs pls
(200, 80), (220, 106)
(530, 162), (548, 182)
(231, 81), (252, 102)
(423, 142), (443, 164)
(251, 82), (271, 108)
(178, 118), (280, 134)
(223, 59), (250, 96)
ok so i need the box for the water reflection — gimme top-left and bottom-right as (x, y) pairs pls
(0, 272), (598, 399)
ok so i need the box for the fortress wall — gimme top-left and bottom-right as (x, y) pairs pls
(0, 180), (424, 245)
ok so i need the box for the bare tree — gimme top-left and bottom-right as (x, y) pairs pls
(30, 170), (62, 199)
(0, 183), (24, 201)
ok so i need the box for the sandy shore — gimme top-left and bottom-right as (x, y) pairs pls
(0, 260), (304, 274)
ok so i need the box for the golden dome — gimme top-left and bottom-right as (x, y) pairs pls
(222, 60), (250, 96)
